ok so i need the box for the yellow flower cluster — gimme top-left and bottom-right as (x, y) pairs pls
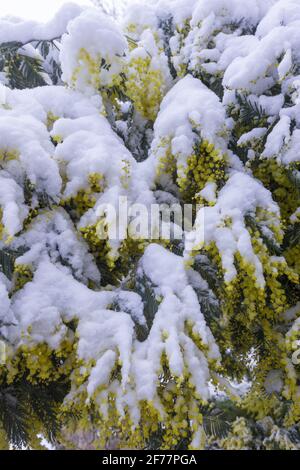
(88, 172), (105, 193)
(242, 376), (283, 421)
(285, 244), (300, 279)
(253, 159), (300, 222)
(0, 428), (9, 450)
(155, 137), (176, 177)
(282, 308), (300, 426)
(6, 339), (75, 384)
(46, 111), (59, 131)
(177, 140), (226, 204)
(203, 218), (297, 326)
(126, 56), (165, 121)
(81, 222), (145, 277)
(0, 148), (19, 164)
(193, 212), (299, 389)
(23, 208), (39, 230)
(59, 351), (209, 450)
(263, 425), (299, 450)
(13, 264), (33, 292)
(237, 301), (300, 426)
(72, 49), (101, 91)
(82, 221), (124, 273)
(120, 159), (131, 189)
(62, 172), (105, 218)
(71, 47), (124, 100)
(221, 417), (253, 450)
(157, 138), (226, 204)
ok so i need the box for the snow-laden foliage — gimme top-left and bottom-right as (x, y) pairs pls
(0, 0), (299, 450)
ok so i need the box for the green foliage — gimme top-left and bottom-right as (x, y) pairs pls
(0, 3), (300, 451)
(284, 222), (300, 249)
(135, 274), (159, 341)
(158, 17), (177, 80)
(236, 93), (266, 125)
(202, 400), (242, 440)
(286, 168), (300, 196)
(0, 248), (27, 281)
(228, 130), (249, 164)
(193, 69), (224, 100)
(0, 41), (46, 89)
(192, 255), (222, 328)
(193, 254), (222, 292)
(0, 38), (62, 89)
(245, 215), (282, 256)
(23, 176), (56, 209)
(0, 375), (69, 448)
(36, 39), (62, 85)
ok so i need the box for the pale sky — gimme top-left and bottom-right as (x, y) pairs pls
(0, 0), (92, 21)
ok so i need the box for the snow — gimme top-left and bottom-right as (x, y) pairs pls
(151, 74), (228, 182)
(12, 208), (100, 284)
(0, 1), (299, 446)
(186, 172), (281, 285)
(262, 115), (291, 159)
(280, 129), (300, 164)
(0, 3), (83, 44)
(155, 74), (227, 151)
(133, 244), (221, 401)
(191, 0), (275, 28)
(256, 0), (300, 38)
(264, 370), (283, 394)
(123, 3), (158, 33)
(278, 49), (293, 81)
(237, 128), (267, 147)
(2, 243), (221, 407)
(60, 8), (127, 93)
(224, 22), (297, 92)
(199, 182), (217, 204)
(0, 114), (61, 196)
(258, 94), (284, 116)
(0, 174), (28, 237)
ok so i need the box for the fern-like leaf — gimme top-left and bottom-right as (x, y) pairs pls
(236, 93), (266, 124)
(0, 249), (24, 281)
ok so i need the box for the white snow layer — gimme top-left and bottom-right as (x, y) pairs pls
(60, 8), (127, 93)
(0, 0), (299, 418)
(0, 3), (84, 44)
